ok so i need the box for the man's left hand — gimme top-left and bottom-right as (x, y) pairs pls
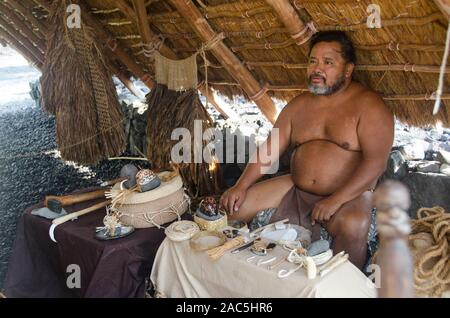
(311, 197), (344, 225)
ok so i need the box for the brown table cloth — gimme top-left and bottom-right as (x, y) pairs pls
(3, 192), (171, 298)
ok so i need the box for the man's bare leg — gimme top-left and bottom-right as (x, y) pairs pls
(323, 191), (373, 270)
(228, 174), (294, 223)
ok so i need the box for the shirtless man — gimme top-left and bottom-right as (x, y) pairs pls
(219, 31), (394, 270)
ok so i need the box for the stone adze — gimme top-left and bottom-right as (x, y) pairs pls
(49, 199), (111, 243)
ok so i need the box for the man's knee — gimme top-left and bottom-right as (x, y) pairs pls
(328, 209), (371, 241)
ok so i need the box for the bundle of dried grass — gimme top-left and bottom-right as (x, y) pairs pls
(146, 84), (221, 198)
(40, 0), (125, 164)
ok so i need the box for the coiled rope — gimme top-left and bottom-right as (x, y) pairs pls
(408, 206), (450, 297)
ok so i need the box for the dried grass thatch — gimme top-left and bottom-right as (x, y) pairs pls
(146, 84), (221, 197)
(39, 0), (125, 164)
(87, 0), (450, 127)
(3, 0), (450, 128)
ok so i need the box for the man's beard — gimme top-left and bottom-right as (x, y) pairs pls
(307, 73), (346, 96)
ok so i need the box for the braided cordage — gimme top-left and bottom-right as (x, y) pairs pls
(206, 236), (245, 261)
(408, 207), (450, 297)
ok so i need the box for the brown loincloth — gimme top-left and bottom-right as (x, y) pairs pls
(269, 186), (328, 241)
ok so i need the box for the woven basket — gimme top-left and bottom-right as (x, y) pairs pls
(194, 213), (228, 231)
(113, 172), (189, 228)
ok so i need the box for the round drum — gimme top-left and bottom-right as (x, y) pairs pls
(112, 172), (189, 228)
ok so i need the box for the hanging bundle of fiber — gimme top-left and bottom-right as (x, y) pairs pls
(146, 84), (221, 198)
(40, 0), (125, 164)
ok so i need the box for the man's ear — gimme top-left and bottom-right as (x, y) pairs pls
(345, 63), (355, 78)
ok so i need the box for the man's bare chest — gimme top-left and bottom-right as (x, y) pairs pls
(291, 106), (361, 151)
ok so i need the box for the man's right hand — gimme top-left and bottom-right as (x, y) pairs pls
(219, 185), (247, 215)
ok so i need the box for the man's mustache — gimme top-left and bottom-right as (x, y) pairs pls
(309, 73), (326, 81)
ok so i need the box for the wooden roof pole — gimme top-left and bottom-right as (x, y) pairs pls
(117, 0), (177, 59)
(0, 28), (43, 69)
(6, 0), (47, 36)
(265, 0), (315, 46)
(197, 82), (230, 120)
(0, 2), (45, 50)
(0, 16), (44, 63)
(168, 0), (277, 123)
(132, 0), (153, 44)
(110, 63), (145, 99)
(34, 0), (155, 89)
(433, 0), (450, 20)
(132, 0), (165, 63)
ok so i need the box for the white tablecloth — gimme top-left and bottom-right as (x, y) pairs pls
(150, 238), (377, 298)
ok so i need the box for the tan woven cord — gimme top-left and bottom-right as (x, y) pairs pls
(69, 26), (112, 132)
(206, 236), (245, 261)
(408, 207), (450, 297)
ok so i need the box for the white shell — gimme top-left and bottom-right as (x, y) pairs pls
(305, 257), (317, 279)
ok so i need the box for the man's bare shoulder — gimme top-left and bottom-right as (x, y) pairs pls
(280, 92), (311, 114)
(352, 83), (392, 117)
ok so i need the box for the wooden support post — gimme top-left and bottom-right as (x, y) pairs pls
(169, 0), (278, 123)
(0, 16), (44, 63)
(265, 0), (315, 45)
(110, 63), (145, 99)
(6, 0), (47, 36)
(433, 0), (450, 20)
(373, 181), (414, 298)
(0, 2), (45, 50)
(114, 0), (137, 21)
(132, 0), (153, 59)
(198, 83), (240, 120)
(0, 28), (42, 69)
(118, 0), (177, 59)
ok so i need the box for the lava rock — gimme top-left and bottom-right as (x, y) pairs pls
(402, 172), (450, 217)
(385, 150), (407, 179)
(399, 142), (426, 160)
(440, 163), (450, 176)
(436, 150), (450, 165)
(416, 161), (441, 174)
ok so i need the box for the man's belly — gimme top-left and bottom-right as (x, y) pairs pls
(290, 140), (362, 195)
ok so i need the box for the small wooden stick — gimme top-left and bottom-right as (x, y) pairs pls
(52, 200), (111, 226)
(319, 254), (349, 277)
(318, 251), (345, 272)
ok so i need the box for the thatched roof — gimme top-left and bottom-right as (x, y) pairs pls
(1, 0), (450, 127)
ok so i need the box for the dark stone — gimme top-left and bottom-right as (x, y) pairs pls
(424, 150), (437, 161)
(384, 150), (407, 180)
(402, 172), (450, 218)
(120, 164), (138, 189)
(416, 161), (441, 174)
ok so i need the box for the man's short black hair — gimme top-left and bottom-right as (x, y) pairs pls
(309, 31), (356, 64)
